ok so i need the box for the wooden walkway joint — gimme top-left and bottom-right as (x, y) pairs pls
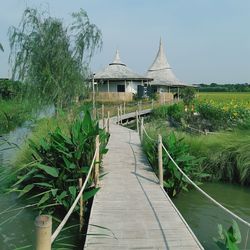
(85, 111), (203, 249)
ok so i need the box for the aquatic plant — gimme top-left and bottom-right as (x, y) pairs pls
(143, 129), (206, 197)
(11, 109), (108, 214)
(213, 220), (241, 250)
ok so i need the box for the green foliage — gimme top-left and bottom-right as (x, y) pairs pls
(0, 99), (33, 134)
(176, 126), (250, 186)
(198, 83), (250, 92)
(0, 79), (25, 99)
(151, 105), (169, 119)
(213, 220), (241, 250)
(9, 7), (102, 109)
(196, 102), (249, 131)
(143, 129), (206, 197)
(11, 109), (108, 214)
(161, 132), (206, 197)
(181, 87), (196, 106)
(167, 103), (185, 124)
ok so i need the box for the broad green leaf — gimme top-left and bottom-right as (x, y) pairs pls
(18, 184), (34, 198)
(69, 186), (77, 198)
(38, 192), (50, 206)
(34, 182), (53, 188)
(36, 163), (59, 177)
(232, 220), (241, 243)
(83, 188), (100, 201)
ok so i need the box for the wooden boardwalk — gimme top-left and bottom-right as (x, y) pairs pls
(84, 112), (203, 250)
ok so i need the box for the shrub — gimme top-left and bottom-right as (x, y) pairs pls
(167, 103), (185, 124)
(11, 109), (108, 214)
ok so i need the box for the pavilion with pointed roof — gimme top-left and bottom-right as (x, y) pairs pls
(94, 50), (152, 94)
(146, 39), (191, 94)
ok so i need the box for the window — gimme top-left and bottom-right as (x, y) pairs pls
(117, 85), (125, 92)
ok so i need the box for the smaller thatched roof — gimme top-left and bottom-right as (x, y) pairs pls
(147, 39), (192, 87)
(95, 50), (152, 81)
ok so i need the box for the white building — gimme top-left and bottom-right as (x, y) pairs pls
(94, 50), (152, 94)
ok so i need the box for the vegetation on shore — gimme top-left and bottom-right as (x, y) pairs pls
(9, 109), (108, 215)
(144, 95), (250, 188)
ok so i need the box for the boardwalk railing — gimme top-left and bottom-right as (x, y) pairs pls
(35, 136), (101, 250)
(137, 116), (250, 248)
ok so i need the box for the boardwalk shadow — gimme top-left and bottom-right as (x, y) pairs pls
(131, 171), (158, 185)
(128, 131), (170, 250)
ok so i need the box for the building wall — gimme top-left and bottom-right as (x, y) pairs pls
(97, 80), (144, 94)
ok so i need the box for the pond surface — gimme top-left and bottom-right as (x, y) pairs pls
(173, 182), (250, 250)
(0, 106), (83, 249)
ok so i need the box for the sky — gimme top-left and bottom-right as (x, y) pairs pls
(0, 0), (249, 84)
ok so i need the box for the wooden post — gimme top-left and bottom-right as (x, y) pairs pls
(117, 106), (119, 124)
(95, 135), (100, 187)
(136, 110), (139, 132)
(120, 104), (123, 118)
(158, 134), (163, 188)
(123, 102), (126, 115)
(95, 107), (98, 120)
(35, 215), (52, 250)
(102, 104), (105, 128)
(79, 178), (84, 232)
(107, 111), (110, 133)
(140, 117), (144, 142)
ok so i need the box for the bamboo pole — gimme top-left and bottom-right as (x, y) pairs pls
(35, 215), (52, 250)
(117, 106), (119, 124)
(79, 178), (84, 232)
(95, 135), (100, 187)
(136, 110), (139, 132)
(123, 102), (126, 115)
(107, 111), (110, 133)
(158, 134), (163, 188)
(140, 117), (144, 142)
(102, 104), (105, 128)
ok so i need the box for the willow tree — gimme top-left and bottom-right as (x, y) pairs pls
(9, 8), (102, 109)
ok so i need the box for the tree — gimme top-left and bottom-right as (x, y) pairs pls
(9, 8), (102, 110)
(181, 87), (196, 106)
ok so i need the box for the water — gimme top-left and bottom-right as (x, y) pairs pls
(173, 182), (250, 250)
(0, 106), (84, 249)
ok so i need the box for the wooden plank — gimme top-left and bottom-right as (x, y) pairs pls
(84, 113), (203, 249)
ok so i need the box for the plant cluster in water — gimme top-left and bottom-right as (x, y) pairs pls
(213, 220), (242, 250)
(143, 130), (207, 197)
(11, 109), (108, 215)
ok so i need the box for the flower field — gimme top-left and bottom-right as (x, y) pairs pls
(197, 92), (250, 107)
(195, 92), (250, 130)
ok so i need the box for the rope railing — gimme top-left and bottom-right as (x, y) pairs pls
(35, 137), (101, 250)
(51, 145), (99, 243)
(140, 121), (250, 229)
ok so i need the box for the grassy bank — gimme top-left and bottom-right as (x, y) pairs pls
(0, 99), (35, 134)
(143, 118), (250, 186)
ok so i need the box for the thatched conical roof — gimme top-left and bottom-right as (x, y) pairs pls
(95, 50), (151, 81)
(147, 39), (189, 87)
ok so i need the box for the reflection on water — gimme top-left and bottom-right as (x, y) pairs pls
(173, 182), (250, 250)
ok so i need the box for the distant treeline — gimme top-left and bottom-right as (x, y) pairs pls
(197, 83), (250, 92)
(0, 79), (27, 99)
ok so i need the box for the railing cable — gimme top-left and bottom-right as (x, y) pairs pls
(141, 123), (250, 228)
(51, 146), (99, 243)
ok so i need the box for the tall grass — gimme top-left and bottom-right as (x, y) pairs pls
(0, 99), (34, 134)
(144, 118), (250, 186)
(13, 112), (70, 167)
